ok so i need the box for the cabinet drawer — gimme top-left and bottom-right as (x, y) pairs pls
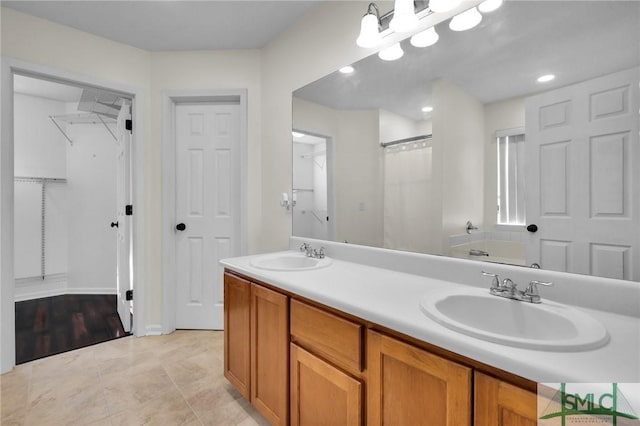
(290, 299), (363, 373)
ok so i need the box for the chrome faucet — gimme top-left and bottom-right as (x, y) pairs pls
(299, 242), (313, 257)
(312, 247), (326, 259)
(299, 243), (325, 259)
(481, 271), (553, 304)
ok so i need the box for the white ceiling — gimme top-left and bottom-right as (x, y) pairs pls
(2, 0), (322, 51)
(294, 1), (640, 121)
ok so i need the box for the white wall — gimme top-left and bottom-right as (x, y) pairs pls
(379, 109), (432, 143)
(482, 96), (525, 231)
(432, 79), (485, 254)
(14, 94), (67, 178)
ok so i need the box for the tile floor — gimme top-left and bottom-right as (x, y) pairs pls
(1, 330), (270, 426)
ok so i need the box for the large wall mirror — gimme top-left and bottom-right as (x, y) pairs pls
(292, 1), (639, 281)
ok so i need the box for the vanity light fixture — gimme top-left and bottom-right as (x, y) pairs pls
(478, 0), (503, 13)
(378, 43), (404, 61)
(292, 131), (305, 138)
(428, 0), (462, 13)
(410, 27), (439, 48)
(389, 0), (419, 33)
(356, 3), (383, 48)
(339, 65), (355, 74)
(421, 106), (434, 112)
(449, 6), (482, 31)
(537, 74), (556, 83)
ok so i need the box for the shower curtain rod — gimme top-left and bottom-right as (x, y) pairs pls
(380, 134), (432, 148)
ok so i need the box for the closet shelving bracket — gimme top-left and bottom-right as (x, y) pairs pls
(49, 112), (118, 146)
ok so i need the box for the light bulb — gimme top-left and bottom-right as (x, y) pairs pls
(421, 106), (433, 112)
(410, 27), (439, 48)
(378, 43), (404, 61)
(537, 74), (556, 83)
(389, 0), (418, 33)
(478, 0), (503, 13)
(356, 13), (382, 48)
(449, 7), (482, 31)
(429, 0), (462, 13)
(339, 66), (355, 74)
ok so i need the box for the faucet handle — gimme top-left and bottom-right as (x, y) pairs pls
(299, 242), (310, 252)
(481, 271), (500, 289)
(312, 247), (326, 259)
(525, 280), (553, 296)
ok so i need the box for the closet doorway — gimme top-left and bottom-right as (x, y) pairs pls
(12, 74), (133, 364)
(292, 130), (335, 242)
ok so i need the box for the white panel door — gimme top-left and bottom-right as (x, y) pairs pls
(525, 68), (639, 280)
(175, 103), (239, 329)
(115, 100), (132, 333)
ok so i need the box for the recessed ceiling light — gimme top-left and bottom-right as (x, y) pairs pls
(292, 131), (305, 138)
(537, 74), (556, 83)
(478, 0), (503, 13)
(339, 66), (355, 74)
(421, 106), (433, 112)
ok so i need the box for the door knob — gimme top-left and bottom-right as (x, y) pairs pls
(526, 224), (538, 233)
(110, 221), (119, 228)
(176, 223), (186, 231)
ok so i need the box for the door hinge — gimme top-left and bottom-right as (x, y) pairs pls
(125, 290), (133, 301)
(126, 205), (133, 216)
(125, 119), (133, 133)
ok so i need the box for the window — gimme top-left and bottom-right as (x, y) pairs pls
(497, 129), (526, 225)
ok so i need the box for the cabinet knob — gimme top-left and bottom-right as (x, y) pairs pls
(526, 224), (538, 233)
(176, 223), (186, 231)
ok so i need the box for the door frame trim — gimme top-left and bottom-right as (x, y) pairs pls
(0, 56), (147, 373)
(161, 89), (248, 334)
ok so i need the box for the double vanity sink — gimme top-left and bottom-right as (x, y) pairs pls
(248, 251), (610, 353)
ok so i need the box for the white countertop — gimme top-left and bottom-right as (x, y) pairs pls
(221, 250), (640, 383)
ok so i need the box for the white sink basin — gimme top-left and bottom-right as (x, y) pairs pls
(250, 253), (332, 271)
(420, 287), (609, 351)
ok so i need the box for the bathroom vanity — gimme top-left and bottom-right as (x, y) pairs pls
(220, 239), (640, 426)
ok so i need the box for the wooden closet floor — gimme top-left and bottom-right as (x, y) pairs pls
(15, 294), (128, 364)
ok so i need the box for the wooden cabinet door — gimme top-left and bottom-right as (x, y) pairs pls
(475, 372), (537, 426)
(291, 344), (362, 426)
(223, 272), (251, 399)
(367, 330), (472, 426)
(251, 283), (289, 426)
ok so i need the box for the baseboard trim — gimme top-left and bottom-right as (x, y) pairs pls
(15, 273), (67, 302)
(145, 325), (163, 336)
(65, 287), (117, 295)
(15, 274), (117, 301)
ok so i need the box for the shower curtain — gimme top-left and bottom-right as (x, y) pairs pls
(383, 143), (434, 253)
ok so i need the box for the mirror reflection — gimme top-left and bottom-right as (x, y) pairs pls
(292, 1), (639, 281)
